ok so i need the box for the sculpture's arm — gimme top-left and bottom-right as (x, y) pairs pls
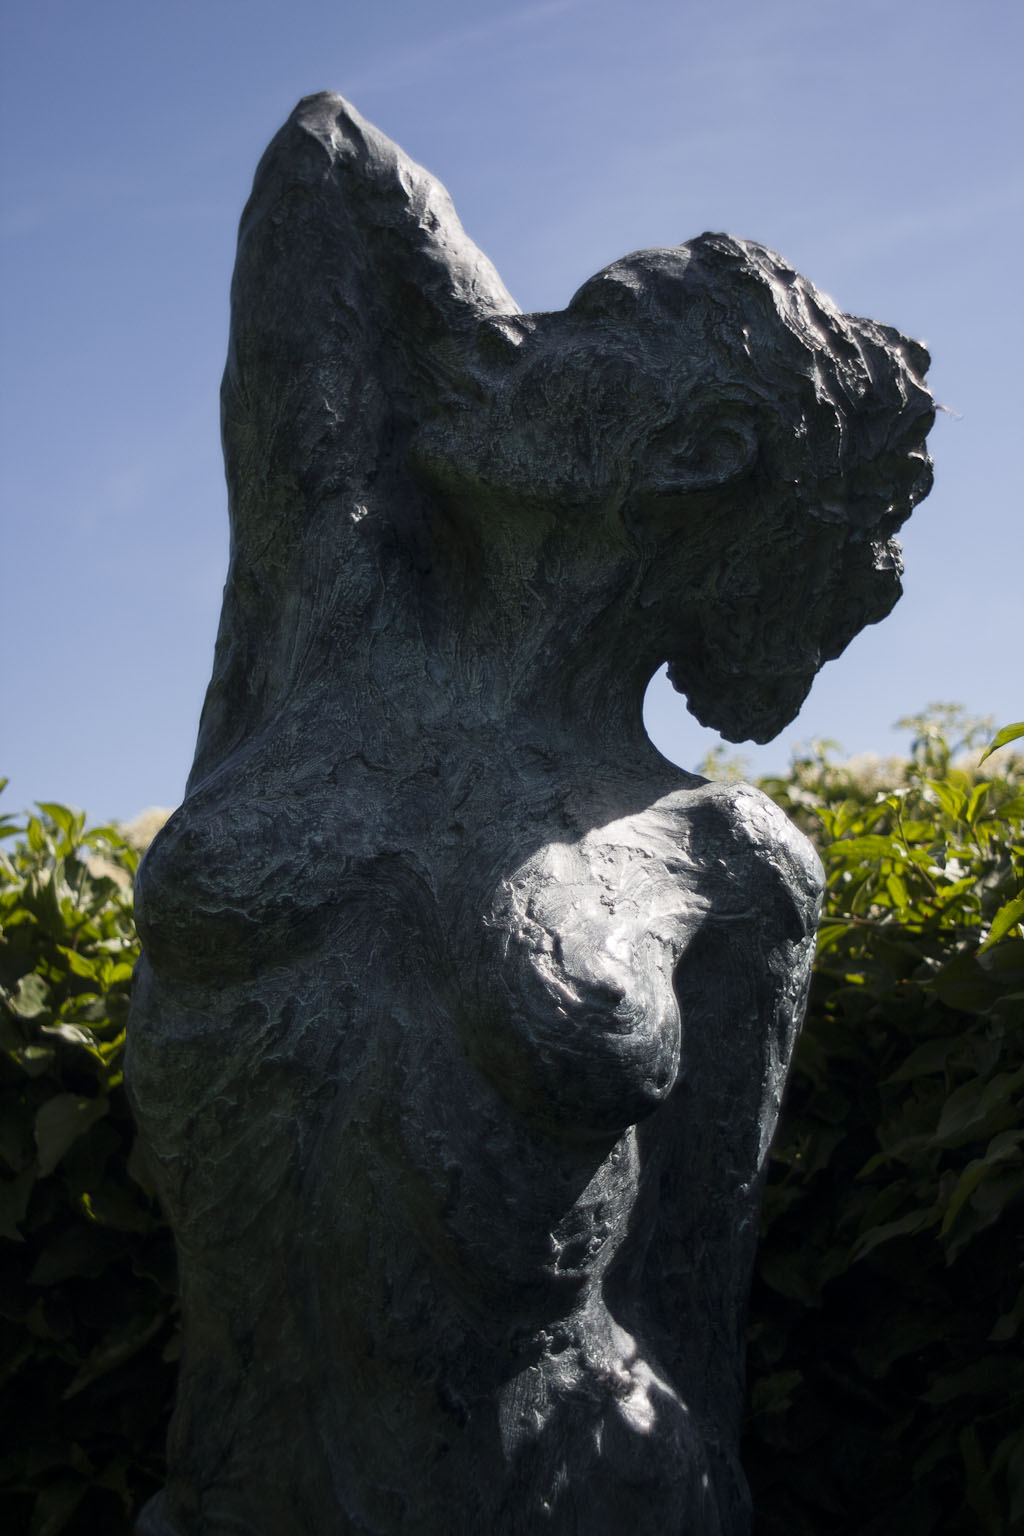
(191, 92), (520, 791)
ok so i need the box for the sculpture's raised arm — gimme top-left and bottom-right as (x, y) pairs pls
(195, 93), (518, 783)
(128, 94), (933, 1535)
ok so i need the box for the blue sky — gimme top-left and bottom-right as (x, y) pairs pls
(2, 0), (1020, 820)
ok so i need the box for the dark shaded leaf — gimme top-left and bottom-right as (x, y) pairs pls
(934, 1068), (1024, 1149)
(925, 1356), (1024, 1405)
(34, 1095), (110, 1177)
(28, 1223), (128, 1285)
(0, 1166), (35, 1241)
(30, 1477), (86, 1536)
(62, 1311), (168, 1400)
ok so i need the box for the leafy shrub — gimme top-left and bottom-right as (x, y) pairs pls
(0, 789), (177, 1535)
(745, 715), (1024, 1535)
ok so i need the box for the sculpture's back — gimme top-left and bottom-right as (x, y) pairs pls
(127, 95), (933, 1534)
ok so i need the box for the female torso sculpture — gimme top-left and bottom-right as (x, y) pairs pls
(128, 95), (933, 1534)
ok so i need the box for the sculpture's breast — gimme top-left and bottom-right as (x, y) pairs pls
(469, 780), (822, 1142)
(132, 745), (384, 987)
(478, 841), (688, 1138)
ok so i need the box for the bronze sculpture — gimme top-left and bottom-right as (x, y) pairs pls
(128, 94), (934, 1533)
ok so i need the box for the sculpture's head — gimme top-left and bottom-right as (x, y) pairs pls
(411, 233), (934, 742)
(205, 95), (934, 775)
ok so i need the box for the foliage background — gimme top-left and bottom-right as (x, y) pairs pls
(1, 712), (1022, 1533)
(743, 713), (1024, 1536)
(0, 800), (177, 1534)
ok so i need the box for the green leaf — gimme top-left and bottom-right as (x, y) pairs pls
(38, 1021), (103, 1056)
(35, 802), (84, 844)
(7, 972), (52, 1020)
(929, 952), (1004, 1014)
(925, 1355), (1024, 1405)
(965, 781), (990, 825)
(26, 815), (48, 854)
(979, 892), (1024, 952)
(853, 1209), (932, 1261)
(828, 833), (911, 864)
(988, 792), (1024, 821)
(940, 1129), (1024, 1235)
(757, 1244), (845, 1305)
(30, 1477), (87, 1536)
(934, 1067), (1024, 1148)
(925, 777), (967, 819)
(34, 1094), (110, 1177)
(0, 1099), (34, 1173)
(62, 1310), (167, 1399)
(961, 1422), (1001, 1526)
(749, 1369), (804, 1415)
(0, 1166), (36, 1241)
(884, 1036), (961, 1083)
(993, 1428), (1024, 1523)
(990, 1287), (1024, 1342)
(56, 945), (101, 980)
(79, 1179), (154, 1233)
(979, 721), (1024, 764)
(28, 1222), (127, 1284)
(15, 1043), (57, 1077)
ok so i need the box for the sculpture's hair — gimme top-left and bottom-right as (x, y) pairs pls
(569, 235), (932, 518)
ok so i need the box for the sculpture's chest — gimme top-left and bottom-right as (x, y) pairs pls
(464, 784), (822, 1140)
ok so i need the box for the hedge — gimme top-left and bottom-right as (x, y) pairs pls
(0, 798), (177, 1534)
(744, 712), (1024, 1535)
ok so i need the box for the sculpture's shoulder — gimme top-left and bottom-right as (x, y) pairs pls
(643, 776), (825, 936)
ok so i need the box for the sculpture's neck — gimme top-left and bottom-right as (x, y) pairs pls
(348, 522), (667, 782)
(194, 485), (683, 799)
(330, 633), (661, 794)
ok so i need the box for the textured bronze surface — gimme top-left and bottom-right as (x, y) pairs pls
(128, 95), (933, 1534)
